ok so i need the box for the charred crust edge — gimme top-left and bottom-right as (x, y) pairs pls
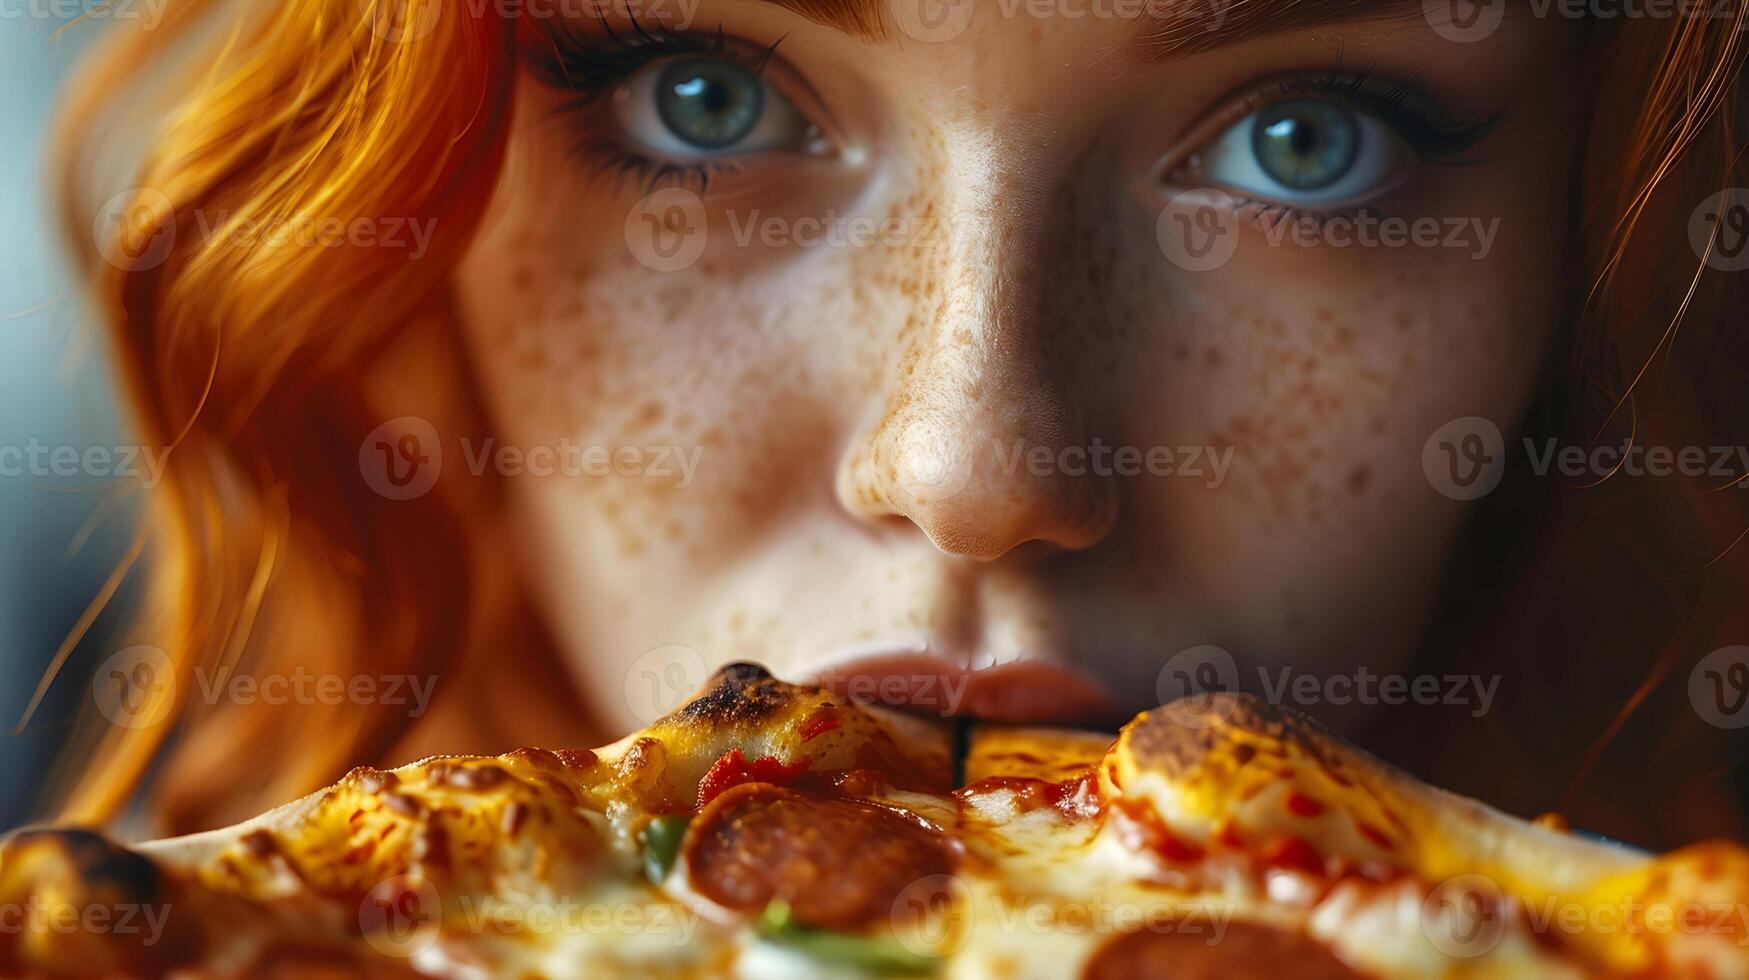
(1128, 692), (1381, 782)
(670, 662), (797, 728)
(0, 828), (164, 901)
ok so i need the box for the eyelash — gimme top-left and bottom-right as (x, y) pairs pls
(522, 30), (1504, 202)
(1169, 66), (1502, 226)
(522, 19), (784, 192)
(1268, 66), (1501, 161)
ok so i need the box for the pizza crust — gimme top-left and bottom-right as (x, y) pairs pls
(2, 666), (1743, 979)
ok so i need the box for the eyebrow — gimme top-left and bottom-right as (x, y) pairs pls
(1136, 0), (1432, 60)
(749, 0), (1431, 50)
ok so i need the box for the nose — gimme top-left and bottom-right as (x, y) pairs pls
(835, 163), (1117, 561)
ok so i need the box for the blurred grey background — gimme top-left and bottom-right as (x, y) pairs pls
(0, 15), (133, 830)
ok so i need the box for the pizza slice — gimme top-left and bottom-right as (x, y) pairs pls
(2, 662), (1744, 978)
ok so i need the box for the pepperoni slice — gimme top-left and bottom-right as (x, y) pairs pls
(1082, 921), (1367, 980)
(682, 783), (958, 931)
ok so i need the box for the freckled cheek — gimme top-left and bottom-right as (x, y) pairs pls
(459, 223), (927, 551)
(1071, 242), (1556, 547)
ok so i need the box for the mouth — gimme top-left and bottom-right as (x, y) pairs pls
(802, 652), (1128, 729)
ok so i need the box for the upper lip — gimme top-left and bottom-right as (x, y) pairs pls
(803, 652), (1127, 728)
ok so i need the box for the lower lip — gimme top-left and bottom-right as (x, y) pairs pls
(804, 653), (1126, 727)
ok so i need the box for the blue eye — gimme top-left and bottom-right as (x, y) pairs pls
(1199, 97), (1410, 206)
(1252, 100), (1359, 191)
(656, 58), (765, 150)
(617, 56), (815, 158)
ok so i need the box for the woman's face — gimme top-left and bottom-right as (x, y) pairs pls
(454, 0), (1583, 735)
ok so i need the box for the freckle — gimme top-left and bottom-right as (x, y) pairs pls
(1314, 308), (1333, 322)
(1347, 465), (1371, 496)
(1029, 24), (1042, 40)
(1203, 347), (1222, 367)
(1370, 415), (1387, 434)
(1394, 312), (1412, 331)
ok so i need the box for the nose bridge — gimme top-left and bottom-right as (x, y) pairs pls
(835, 141), (1117, 560)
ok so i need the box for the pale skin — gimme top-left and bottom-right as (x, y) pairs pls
(452, 0), (1583, 736)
